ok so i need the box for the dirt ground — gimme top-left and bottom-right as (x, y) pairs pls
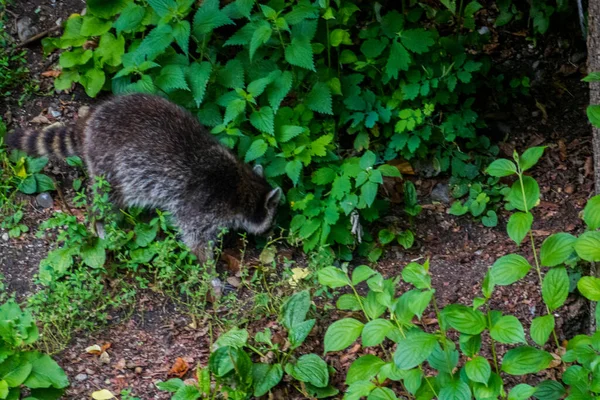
(0, 1), (594, 399)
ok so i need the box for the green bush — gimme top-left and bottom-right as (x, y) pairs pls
(44, 0), (504, 258)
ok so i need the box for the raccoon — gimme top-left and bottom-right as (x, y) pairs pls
(7, 93), (282, 261)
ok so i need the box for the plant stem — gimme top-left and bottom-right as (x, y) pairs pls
(486, 305), (501, 374)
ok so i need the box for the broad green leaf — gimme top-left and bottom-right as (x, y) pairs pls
(193, 0), (234, 36)
(244, 139), (267, 162)
(385, 41), (410, 79)
(280, 290), (310, 331)
(401, 262), (430, 289)
(530, 314), (554, 346)
(519, 146), (545, 171)
(155, 65), (189, 92)
(508, 384), (537, 400)
(482, 210), (498, 227)
(22, 352), (69, 389)
(378, 229), (395, 245)
(336, 294), (362, 311)
(187, 61), (212, 106)
(368, 387), (398, 400)
(361, 182), (378, 207)
(490, 254), (531, 285)
(583, 194), (600, 230)
(490, 315), (526, 344)
(156, 379), (185, 393)
(80, 16), (112, 36)
(378, 164), (401, 177)
(306, 82), (333, 115)
(324, 318), (364, 353)
(250, 107), (275, 135)
(173, 20), (191, 54)
(114, 3), (146, 35)
(87, 0), (128, 18)
(575, 231), (600, 262)
(533, 380), (565, 400)
(486, 159), (517, 177)
(287, 354), (328, 388)
(465, 356), (491, 385)
(34, 174), (55, 192)
(507, 176), (540, 212)
(285, 38), (315, 71)
(540, 233), (576, 266)
(289, 319), (315, 349)
(577, 276), (600, 301)
(361, 319), (394, 347)
(318, 267), (349, 288)
(346, 355), (385, 385)
(501, 346), (553, 375)
(400, 29), (435, 54)
(393, 330), (437, 370)
(0, 356), (32, 387)
(253, 363), (283, 397)
(95, 32), (125, 67)
(80, 238), (106, 269)
(542, 267), (569, 311)
(438, 379), (471, 400)
(459, 334), (482, 357)
(213, 327), (248, 349)
(352, 265), (377, 285)
(285, 159), (302, 186)
(507, 212), (532, 245)
(59, 48), (92, 68)
(250, 21), (272, 61)
(427, 341), (459, 374)
(442, 304), (486, 335)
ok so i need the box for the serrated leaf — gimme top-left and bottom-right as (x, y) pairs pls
(285, 160), (302, 186)
(193, 0), (234, 36)
(172, 20), (190, 54)
(400, 29), (435, 54)
(134, 23), (174, 62)
(156, 65), (189, 92)
(217, 59), (244, 89)
(268, 71), (292, 112)
(87, 0), (128, 19)
(80, 16), (112, 36)
(285, 38), (315, 71)
(250, 107), (274, 135)
(114, 3), (146, 35)
(305, 82), (333, 115)
(250, 21), (272, 61)
(187, 61), (212, 107)
(245, 139), (268, 162)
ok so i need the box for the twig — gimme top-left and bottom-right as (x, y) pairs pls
(16, 25), (62, 48)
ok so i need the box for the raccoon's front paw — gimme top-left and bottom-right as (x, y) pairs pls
(93, 221), (106, 240)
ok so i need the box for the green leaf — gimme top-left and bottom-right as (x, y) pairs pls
(368, 387), (398, 400)
(244, 139), (267, 162)
(577, 276), (600, 301)
(148, 0), (177, 18)
(351, 265), (377, 285)
(35, 174), (55, 192)
(361, 319), (394, 347)
(81, 16), (112, 36)
(448, 201), (469, 216)
(59, 48), (93, 68)
(361, 182), (378, 207)
(324, 318), (364, 353)
(575, 231), (600, 262)
(583, 195), (600, 230)
(393, 330), (437, 370)
(507, 212), (533, 245)
(346, 355), (385, 385)
(482, 210), (498, 227)
(156, 379), (185, 393)
(22, 352), (69, 389)
(490, 254), (531, 286)
(540, 233), (576, 267)
(187, 61), (212, 107)
(285, 159), (302, 186)
(378, 229), (395, 245)
(507, 176), (540, 212)
(530, 314), (555, 346)
(281, 290), (310, 331)
(172, 385), (201, 400)
(134, 23), (174, 61)
(87, 0), (128, 18)
(155, 65), (190, 92)
(217, 59), (244, 89)
(213, 327), (248, 350)
(250, 21), (272, 61)
(305, 82), (333, 115)
(465, 356), (491, 385)
(114, 3), (146, 35)
(134, 223), (158, 247)
(289, 319), (315, 349)
(267, 71), (292, 112)
(81, 68), (106, 98)
(377, 164), (401, 177)
(337, 294), (361, 311)
(0, 381), (7, 400)
(438, 379), (471, 400)
(312, 167), (336, 185)
(486, 159), (517, 177)
(587, 105), (600, 128)
(508, 384), (537, 400)
(250, 107), (275, 135)
(95, 32), (125, 67)
(318, 267), (349, 288)
(490, 315), (526, 344)
(287, 354), (329, 388)
(80, 238), (106, 268)
(501, 346), (553, 375)
(193, 0), (234, 36)
(173, 20), (191, 55)
(442, 304), (486, 335)
(384, 41), (410, 79)
(542, 267), (569, 311)
(0, 356), (32, 387)
(397, 230), (415, 249)
(402, 262), (431, 289)
(533, 380), (565, 400)
(519, 146), (545, 171)
(285, 38), (315, 71)
(253, 363), (283, 397)
(400, 29), (435, 54)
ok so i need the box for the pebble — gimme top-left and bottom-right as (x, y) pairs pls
(16, 17), (38, 42)
(477, 26), (489, 35)
(430, 183), (450, 204)
(135, 367), (143, 374)
(1, 233), (8, 241)
(74, 373), (88, 382)
(48, 106), (61, 118)
(30, 115), (50, 125)
(36, 193), (54, 209)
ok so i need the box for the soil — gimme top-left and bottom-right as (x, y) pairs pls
(0, 1), (594, 399)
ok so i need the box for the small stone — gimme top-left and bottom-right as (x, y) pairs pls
(48, 106), (61, 118)
(477, 26), (489, 35)
(430, 183), (450, 204)
(78, 105), (91, 118)
(1, 233), (9, 241)
(36, 193), (54, 209)
(135, 367), (143, 374)
(31, 115), (50, 125)
(99, 351), (110, 364)
(226, 276), (241, 288)
(74, 373), (88, 382)
(17, 17), (39, 42)
(565, 184), (574, 194)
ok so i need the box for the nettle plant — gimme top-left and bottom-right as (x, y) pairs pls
(157, 290), (338, 399)
(315, 147), (600, 399)
(0, 300), (69, 399)
(44, 0), (497, 257)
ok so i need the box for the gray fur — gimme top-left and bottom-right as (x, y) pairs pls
(8, 93), (281, 262)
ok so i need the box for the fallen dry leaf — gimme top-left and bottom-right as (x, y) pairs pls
(168, 357), (189, 378)
(85, 344), (102, 354)
(91, 389), (115, 400)
(41, 70), (61, 77)
(99, 351), (110, 364)
(226, 276), (241, 288)
(221, 251), (241, 274)
(558, 140), (567, 161)
(388, 159), (415, 175)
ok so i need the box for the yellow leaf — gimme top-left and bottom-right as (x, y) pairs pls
(91, 389), (115, 400)
(15, 157), (27, 178)
(85, 344), (102, 354)
(289, 267), (310, 287)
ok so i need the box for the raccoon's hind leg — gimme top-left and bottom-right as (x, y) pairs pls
(176, 214), (220, 264)
(87, 173), (125, 239)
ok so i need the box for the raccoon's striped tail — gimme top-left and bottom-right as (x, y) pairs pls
(5, 124), (81, 158)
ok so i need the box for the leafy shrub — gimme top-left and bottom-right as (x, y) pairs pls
(0, 300), (69, 399)
(316, 147), (600, 398)
(157, 290), (337, 398)
(448, 177), (508, 227)
(44, 0), (505, 257)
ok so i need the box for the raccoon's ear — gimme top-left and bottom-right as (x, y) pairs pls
(265, 187), (282, 209)
(253, 164), (264, 177)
